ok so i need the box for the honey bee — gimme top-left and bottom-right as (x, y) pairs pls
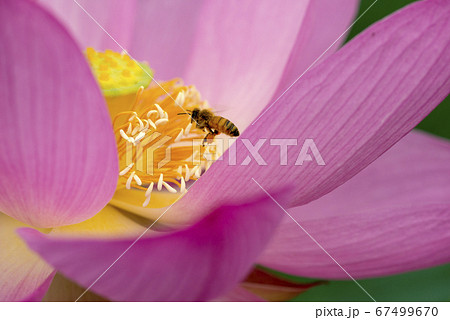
(179, 108), (240, 145)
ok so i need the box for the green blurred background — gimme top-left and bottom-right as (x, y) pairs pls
(292, 0), (450, 302)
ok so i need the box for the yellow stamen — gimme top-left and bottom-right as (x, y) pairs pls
(112, 79), (217, 201)
(87, 48), (222, 208)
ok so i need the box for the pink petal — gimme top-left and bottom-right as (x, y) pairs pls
(275, 0), (359, 95)
(37, 0), (137, 51)
(38, 0), (209, 83)
(258, 131), (450, 279)
(38, 0), (202, 81)
(19, 193), (285, 301)
(183, 1), (311, 129)
(175, 0), (450, 222)
(0, 0), (118, 227)
(127, 0), (208, 80)
(0, 213), (54, 301)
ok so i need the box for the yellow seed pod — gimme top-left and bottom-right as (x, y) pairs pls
(85, 47), (154, 97)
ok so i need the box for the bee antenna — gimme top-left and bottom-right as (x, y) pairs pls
(177, 112), (190, 115)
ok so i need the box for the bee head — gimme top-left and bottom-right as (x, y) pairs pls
(190, 108), (200, 121)
(178, 108), (200, 121)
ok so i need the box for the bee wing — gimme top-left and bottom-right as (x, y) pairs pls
(208, 105), (229, 113)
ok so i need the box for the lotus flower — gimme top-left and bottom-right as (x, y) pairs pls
(1, 0), (449, 302)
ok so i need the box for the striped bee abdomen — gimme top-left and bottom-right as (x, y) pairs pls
(211, 116), (240, 137)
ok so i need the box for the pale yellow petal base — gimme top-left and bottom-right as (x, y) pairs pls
(109, 188), (189, 225)
(0, 213), (53, 301)
(51, 204), (146, 238)
(1, 205), (149, 301)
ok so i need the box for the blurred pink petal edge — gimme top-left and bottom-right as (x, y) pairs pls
(0, 0), (118, 228)
(37, 0), (137, 53)
(19, 192), (287, 301)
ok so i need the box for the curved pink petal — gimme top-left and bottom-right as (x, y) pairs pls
(37, 0), (137, 52)
(38, 0), (200, 81)
(19, 193), (285, 301)
(0, 213), (54, 301)
(258, 131), (450, 279)
(275, 0), (359, 95)
(0, 0), (118, 227)
(175, 0), (450, 222)
(183, 1), (311, 129)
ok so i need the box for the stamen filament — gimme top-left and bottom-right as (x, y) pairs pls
(145, 182), (154, 198)
(155, 118), (169, 126)
(133, 174), (142, 186)
(119, 163), (134, 176)
(126, 172), (135, 189)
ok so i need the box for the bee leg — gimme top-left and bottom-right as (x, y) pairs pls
(202, 129), (218, 146)
(202, 134), (210, 146)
